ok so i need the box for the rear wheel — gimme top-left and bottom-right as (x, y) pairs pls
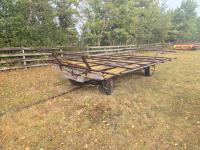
(100, 79), (113, 95)
(144, 65), (155, 76)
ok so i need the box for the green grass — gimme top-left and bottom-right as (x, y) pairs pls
(0, 51), (200, 149)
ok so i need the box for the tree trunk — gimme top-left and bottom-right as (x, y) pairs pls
(28, 0), (33, 25)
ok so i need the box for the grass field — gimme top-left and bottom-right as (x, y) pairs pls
(0, 51), (200, 150)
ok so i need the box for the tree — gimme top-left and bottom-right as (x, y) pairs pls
(0, 0), (79, 47)
(0, 0), (21, 47)
(0, 0), (58, 47)
(196, 17), (200, 41)
(172, 0), (198, 42)
(106, 0), (137, 45)
(134, 0), (168, 44)
(81, 0), (110, 45)
(52, 0), (79, 45)
(0, 0), (200, 47)
(81, 0), (137, 45)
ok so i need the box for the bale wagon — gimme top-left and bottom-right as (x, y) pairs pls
(52, 51), (175, 95)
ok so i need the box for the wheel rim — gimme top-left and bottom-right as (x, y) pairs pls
(150, 66), (155, 74)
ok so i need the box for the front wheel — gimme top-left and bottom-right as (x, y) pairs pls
(144, 65), (155, 76)
(100, 79), (113, 95)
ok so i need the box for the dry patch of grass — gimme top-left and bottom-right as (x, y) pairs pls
(0, 51), (200, 149)
(0, 67), (70, 112)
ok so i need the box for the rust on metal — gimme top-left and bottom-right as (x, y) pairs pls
(52, 51), (174, 81)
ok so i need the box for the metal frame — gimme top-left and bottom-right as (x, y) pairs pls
(52, 51), (175, 94)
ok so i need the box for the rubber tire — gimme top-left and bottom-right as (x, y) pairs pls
(69, 79), (82, 86)
(144, 66), (155, 76)
(100, 79), (113, 95)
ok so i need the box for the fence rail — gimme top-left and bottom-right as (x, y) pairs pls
(0, 44), (172, 71)
(1, 43), (199, 71)
(195, 43), (200, 49)
(0, 47), (63, 71)
(86, 43), (173, 55)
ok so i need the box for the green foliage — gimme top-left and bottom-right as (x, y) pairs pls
(0, 0), (199, 47)
(171, 0), (198, 42)
(0, 0), (78, 47)
(52, 0), (79, 45)
(81, 0), (197, 45)
(196, 17), (200, 41)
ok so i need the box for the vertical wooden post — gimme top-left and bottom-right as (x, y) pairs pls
(118, 45), (120, 54)
(169, 42), (171, 49)
(86, 45), (90, 55)
(60, 48), (63, 57)
(22, 47), (27, 69)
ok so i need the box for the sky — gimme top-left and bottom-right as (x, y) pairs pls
(167, 0), (200, 16)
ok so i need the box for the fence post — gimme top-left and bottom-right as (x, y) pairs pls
(86, 45), (90, 55)
(60, 48), (63, 57)
(22, 47), (27, 69)
(168, 43), (171, 49)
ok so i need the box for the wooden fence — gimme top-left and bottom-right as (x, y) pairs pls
(87, 42), (200, 54)
(137, 43), (172, 50)
(86, 43), (172, 55)
(0, 44), (172, 71)
(87, 45), (137, 54)
(195, 43), (200, 49)
(1, 43), (199, 71)
(0, 47), (63, 71)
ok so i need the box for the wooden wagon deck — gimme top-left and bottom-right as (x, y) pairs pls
(53, 52), (174, 95)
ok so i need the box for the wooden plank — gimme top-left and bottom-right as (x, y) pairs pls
(87, 48), (137, 53)
(62, 60), (82, 65)
(103, 67), (127, 79)
(0, 64), (50, 71)
(91, 65), (110, 71)
(86, 48), (125, 53)
(0, 53), (51, 58)
(0, 59), (23, 64)
(0, 47), (23, 51)
(24, 58), (54, 62)
(86, 57), (144, 66)
(91, 50), (137, 56)
(92, 54), (171, 62)
(105, 67), (127, 74)
(0, 47), (60, 51)
(126, 64), (140, 68)
(88, 45), (136, 49)
(0, 58), (53, 64)
(61, 58), (136, 71)
(88, 60), (133, 70)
